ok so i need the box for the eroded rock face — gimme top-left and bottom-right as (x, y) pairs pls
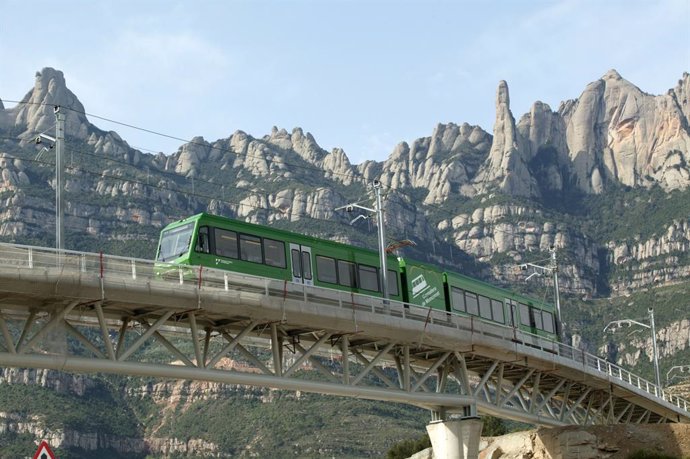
(472, 81), (539, 197)
(378, 122), (491, 204)
(0, 364), (284, 457)
(516, 101), (569, 192)
(448, 424), (690, 459)
(560, 70), (690, 194)
(2, 67), (690, 303)
(601, 318), (690, 368)
(0, 368), (93, 395)
(323, 147), (356, 185)
(12, 68), (90, 141)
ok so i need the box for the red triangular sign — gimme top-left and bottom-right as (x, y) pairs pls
(32, 440), (57, 459)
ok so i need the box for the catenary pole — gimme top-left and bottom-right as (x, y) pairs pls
(335, 180), (389, 299)
(55, 106), (65, 252)
(551, 247), (563, 342)
(374, 181), (388, 299)
(649, 308), (661, 390)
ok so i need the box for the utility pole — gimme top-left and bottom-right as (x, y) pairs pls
(551, 247), (562, 342)
(35, 106), (65, 252)
(55, 106), (65, 252)
(519, 246), (563, 342)
(604, 308), (662, 389)
(649, 308), (661, 390)
(335, 180), (389, 299)
(373, 181), (388, 300)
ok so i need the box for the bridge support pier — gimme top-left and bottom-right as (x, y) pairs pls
(426, 417), (483, 459)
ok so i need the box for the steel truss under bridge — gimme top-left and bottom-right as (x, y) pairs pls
(0, 244), (687, 426)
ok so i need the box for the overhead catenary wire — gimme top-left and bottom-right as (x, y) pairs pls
(0, 151), (369, 240)
(1, 100), (539, 221)
(2, 101), (587, 304)
(0, 99), (591, 305)
(2, 100), (364, 183)
(0, 102), (555, 254)
(8, 101), (544, 244)
(0, 99), (566, 266)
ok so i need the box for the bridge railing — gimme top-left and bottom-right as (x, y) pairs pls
(0, 243), (687, 414)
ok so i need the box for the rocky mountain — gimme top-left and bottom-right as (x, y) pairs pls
(411, 424), (690, 459)
(2, 67), (690, 456)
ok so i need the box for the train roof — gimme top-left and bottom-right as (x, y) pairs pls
(163, 213), (555, 309)
(161, 212), (398, 261)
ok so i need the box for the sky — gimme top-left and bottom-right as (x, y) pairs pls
(1, 0), (689, 165)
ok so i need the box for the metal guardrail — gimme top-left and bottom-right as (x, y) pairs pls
(0, 242), (687, 414)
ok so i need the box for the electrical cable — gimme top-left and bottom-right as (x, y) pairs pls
(0, 151), (374, 240)
(1, 100), (570, 269)
(1, 101), (542, 231)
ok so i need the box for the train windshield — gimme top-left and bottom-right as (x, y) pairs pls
(157, 222), (194, 262)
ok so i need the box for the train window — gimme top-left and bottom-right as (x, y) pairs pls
(358, 264), (379, 292)
(240, 234), (263, 263)
(291, 249), (301, 278)
(478, 295), (492, 319)
(263, 238), (286, 268)
(316, 256), (338, 284)
(214, 228), (238, 259)
(532, 309), (543, 330)
(451, 287), (466, 312)
(158, 222), (194, 262)
(465, 292), (479, 316)
(542, 311), (555, 333)
(195, 226), (210, 254)
(491, 299), (504, 323)
(387, 270), (399, 296)
(338, 261), (356, 287)
(302, 251), (312, 280)
(519, 303), (531, 327)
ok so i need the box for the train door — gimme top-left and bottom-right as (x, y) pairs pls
(506, 299), (518, 328)
(289, 243), (313, 286)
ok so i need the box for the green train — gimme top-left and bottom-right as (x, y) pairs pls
(156, 213), (558, 340)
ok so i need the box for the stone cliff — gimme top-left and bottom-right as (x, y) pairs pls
(2, 66), (690, 393)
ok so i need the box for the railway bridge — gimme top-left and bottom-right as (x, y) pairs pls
(0, 243), (687, 458)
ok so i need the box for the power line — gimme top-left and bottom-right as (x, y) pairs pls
(1, 118), (578, 299)
(2, 100), (530, 229)
(0, 151), (377, 244)
(1, 100), (564, 265)
(0, 134), (559, 273)
(2, 99), (362, 182)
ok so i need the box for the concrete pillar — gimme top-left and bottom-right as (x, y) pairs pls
(426, 417), (483, 459)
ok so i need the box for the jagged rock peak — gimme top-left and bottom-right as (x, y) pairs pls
(603, 68), (622, 81)
(599, 68), (646, 95)
(265, 126), (326, 165)
(323, 147), (356, 185)
(289, 126), (326, 164)
(671, 72), (690, 126)
(13, 67), (90, 140)
(560, 69), (690, 193)
(169, 136), (210, 176)
(497, 80), (510, 105)
(0, 98), (4, 110)
(471, 80), (539, 197)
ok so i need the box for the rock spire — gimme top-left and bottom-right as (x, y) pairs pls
(472, 80), (538, 197)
